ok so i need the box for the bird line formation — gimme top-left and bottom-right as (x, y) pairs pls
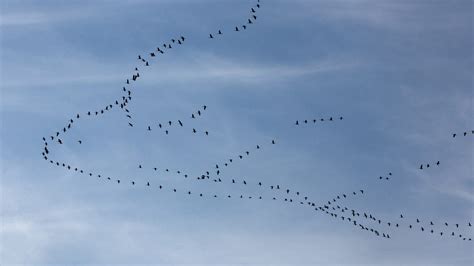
(40, 0), (472, 243)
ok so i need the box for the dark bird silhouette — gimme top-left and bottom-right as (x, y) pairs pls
(193, 128), (197, 133)
(148, 126), (151, 131)
(78, 140), (82, 144)
(248, 19), (253, 24)
(129, 123), (133, 127)
(272, 140), (275, 144)
(218, 30), (222, 35)
(453, 133), (456, 138)
(205, 131), (209, 135)
(178, 120), (183, 126)
(203, 105), (207, 110)
(420, 164), (423, 170)
(235, 26), (239, 31)
(209, 34), (214, 39)
(58, 139), (63, 144)
(296, 120), (299, 125)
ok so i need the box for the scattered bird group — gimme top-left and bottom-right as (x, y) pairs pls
(40, 0), (472, 244)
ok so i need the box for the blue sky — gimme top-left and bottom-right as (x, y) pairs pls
(1, 0), (473, 265)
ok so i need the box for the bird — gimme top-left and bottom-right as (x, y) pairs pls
(218, 30), (222, 35)
(272, 140), (275, 144)
(191, 114), (195, 119)
(420, 164), (423, 170)
(203, 105), (207, 110)
(251, 8), (256, 13)
(193, 128), (197, 133)
(296, 120), (299, 125)
(148, 126), (151, 131)
(58, 139), (63, 144)
(436, 161), (440, 165)
(453, 133), (456, 138)
(78, 140), (82, 144)
(248, 19), (253, 24)
(178, 120), (183, 126)
(235, 26), (239, 31)
(205, 131), (209, 135)
(209, 34), (214, 39)
(256, 145), (260, 149)
(129, 123), (133, 127)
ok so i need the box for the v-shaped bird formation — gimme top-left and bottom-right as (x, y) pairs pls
(40, 0), (472, 243)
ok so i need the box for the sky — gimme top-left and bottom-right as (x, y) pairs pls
(0, 0), (473, 265)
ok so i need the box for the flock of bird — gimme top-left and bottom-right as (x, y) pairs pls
(41, 0), (472, 243)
